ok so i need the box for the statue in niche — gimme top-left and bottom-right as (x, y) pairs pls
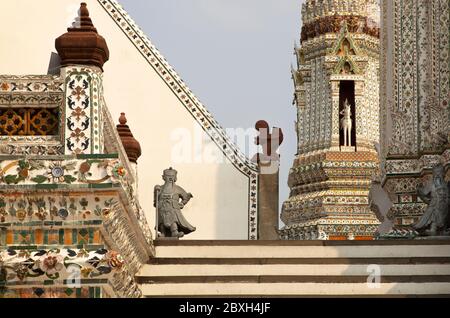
(154, 168), (196, 238)
(414, 164), (450, 237)
(340, 99), (353, 147)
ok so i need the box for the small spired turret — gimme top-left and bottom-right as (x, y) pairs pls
(280, 0), (381, 241)
(55, 2), (109, 70)
(116, 113), (142, 164)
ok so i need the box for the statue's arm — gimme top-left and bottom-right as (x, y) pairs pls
(448, 181), (450, 201)
(179, 187), (193, 206)
(153, 185), (161, 207)
(417, 184), (431, 205)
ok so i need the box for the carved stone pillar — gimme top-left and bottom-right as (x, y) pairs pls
(253, 121), (283, 240)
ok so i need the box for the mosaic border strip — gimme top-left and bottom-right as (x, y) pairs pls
(0, 248), (122, 286)
(64, 68), (103, 155)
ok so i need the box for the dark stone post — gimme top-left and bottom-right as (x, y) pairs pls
(253, 120), (284, 240)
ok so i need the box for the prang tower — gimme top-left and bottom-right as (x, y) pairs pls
(280, 0), (381, 240)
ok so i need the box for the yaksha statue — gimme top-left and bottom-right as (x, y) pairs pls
(154, 167), (196, 238)
(414, 164), (450, 236)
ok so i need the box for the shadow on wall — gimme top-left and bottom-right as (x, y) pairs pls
(213, 162), (252, 240)
(48, 52), (61, 75)
(370, 182), (394, 234)
(149, 161), (251, 241)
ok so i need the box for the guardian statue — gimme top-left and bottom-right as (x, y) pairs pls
(154, 168), (196, 238)
(414, 164), (450, 236)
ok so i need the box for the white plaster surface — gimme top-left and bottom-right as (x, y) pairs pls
(0, 0), (252, 239)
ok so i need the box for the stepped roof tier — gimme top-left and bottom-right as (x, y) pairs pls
(281, 0), (382, 240)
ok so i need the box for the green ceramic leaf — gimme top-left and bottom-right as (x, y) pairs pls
(64, 175), (77, 184)
(4, 175), (18, 184)
(87, 160), (103, 165)
(18, 160), (28, 170)
(31, 175), (47, 184)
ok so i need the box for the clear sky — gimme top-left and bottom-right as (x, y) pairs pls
(120, 0), (304, 206)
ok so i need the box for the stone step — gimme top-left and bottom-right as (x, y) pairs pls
(154, 241), (450, 259)
(140, 282), (450, 297)
(138, 240), (450, 297)
(138, 264), (450, 278)
(148, 257), (450, 265)
(154, 240), (450, 246)
(138, 275), (450, 284)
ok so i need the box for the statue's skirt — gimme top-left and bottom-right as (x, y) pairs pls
(159, 209), (196, 234)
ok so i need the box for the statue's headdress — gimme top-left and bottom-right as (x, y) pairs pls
(163, 167), (178, 177)
(433, 164), (445, 177)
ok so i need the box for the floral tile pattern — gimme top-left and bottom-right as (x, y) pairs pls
(0, 158), (126, 186)
(64, 68), (104, 155)
(0, 248), (123, 285)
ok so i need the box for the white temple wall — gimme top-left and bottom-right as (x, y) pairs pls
(0, 0), (252, 240)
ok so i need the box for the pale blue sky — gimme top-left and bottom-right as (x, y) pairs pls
(120, 0), (304, 204)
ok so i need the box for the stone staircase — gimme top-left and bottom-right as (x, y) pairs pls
(136, 240), (450, 297)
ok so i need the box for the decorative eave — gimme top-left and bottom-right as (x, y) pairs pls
(299, 29), (379, 62)
(333, 55), (360, 75)
(300, 13), (380, 44)
(0, 75), (64, 107)
(330, 22), (361, 56)
(291, 65), (304, 88)
(294, 41), (305, 69)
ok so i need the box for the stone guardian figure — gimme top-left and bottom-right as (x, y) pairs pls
(414, 164), (450, 237)
(340, 99), (353, 147)
(154, 168), (196, 238)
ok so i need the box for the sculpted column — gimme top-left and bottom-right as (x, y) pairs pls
(253, 120), (284, 240)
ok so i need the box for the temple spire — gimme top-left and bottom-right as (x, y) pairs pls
(280, 0), (381, 240)
(55, 2), (109, 70)
(117, 113), (142, 164)
(72, 2), (96, 31)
